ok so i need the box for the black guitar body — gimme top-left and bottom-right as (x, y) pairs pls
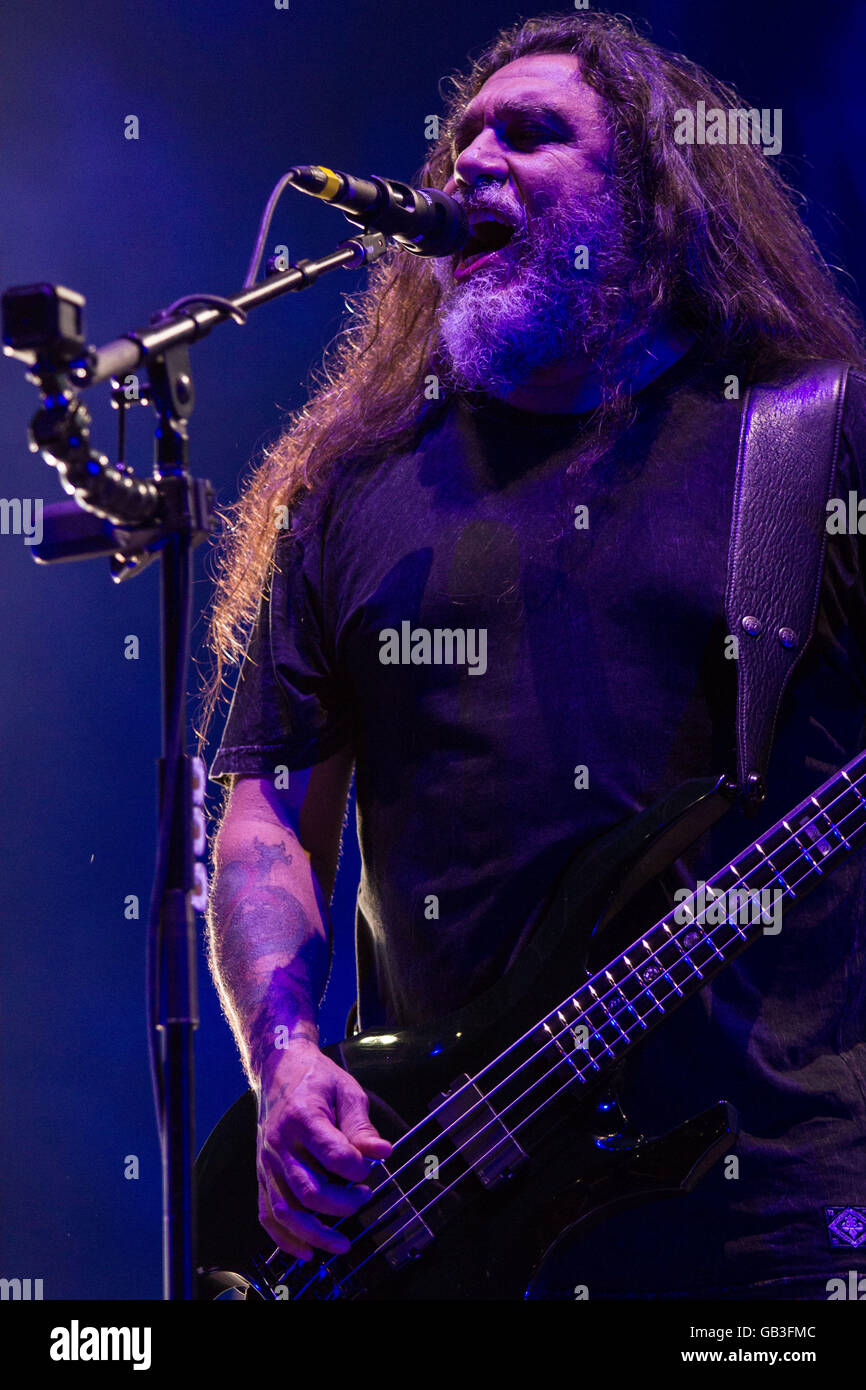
(196, 774), (742, 1300)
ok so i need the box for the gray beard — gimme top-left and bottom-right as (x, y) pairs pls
(431, 187), (637, 396)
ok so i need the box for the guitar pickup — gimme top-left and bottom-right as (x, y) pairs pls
(356, 1174), (435, 1270)
(431, 1074), (527, 1189)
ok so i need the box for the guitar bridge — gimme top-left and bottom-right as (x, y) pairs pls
(431, 1074), (527, 1189)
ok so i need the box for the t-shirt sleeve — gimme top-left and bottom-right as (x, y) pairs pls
(208, 514), (352, 786)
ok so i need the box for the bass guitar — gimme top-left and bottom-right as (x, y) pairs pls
(196, 749), (866, 1299)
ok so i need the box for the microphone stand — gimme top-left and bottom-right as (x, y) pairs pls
(1, 227), (390, 1300)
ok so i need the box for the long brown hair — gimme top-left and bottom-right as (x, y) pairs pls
(196, 9), (866, 756)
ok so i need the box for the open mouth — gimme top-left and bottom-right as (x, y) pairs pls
(454, 211), (519, 280)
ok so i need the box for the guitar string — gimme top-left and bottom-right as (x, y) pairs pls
(277, 772), (866, 1297)
(273, 763), (866, 1295)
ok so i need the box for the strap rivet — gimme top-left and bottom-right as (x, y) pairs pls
(745, 772), (767, 810)
(741, 615), (762, 636)
(778, 627), (798, 647)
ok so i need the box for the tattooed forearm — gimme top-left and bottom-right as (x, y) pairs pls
(207, 832), (331, 1081)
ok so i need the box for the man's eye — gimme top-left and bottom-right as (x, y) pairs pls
(509, 126), (550, 148)
(451, 123), (558, 157)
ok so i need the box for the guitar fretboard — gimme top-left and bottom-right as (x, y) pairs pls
(519, 748), (866, 1098)
(411, 749), (866, 1178)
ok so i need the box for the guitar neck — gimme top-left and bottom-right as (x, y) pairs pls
(418, 749), (866, 1199)
(539, 748), (866, 1083)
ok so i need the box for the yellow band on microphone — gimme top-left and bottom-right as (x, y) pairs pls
(312, 166), (343, 201)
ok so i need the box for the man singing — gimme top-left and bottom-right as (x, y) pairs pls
(200, 11), (866, 1298)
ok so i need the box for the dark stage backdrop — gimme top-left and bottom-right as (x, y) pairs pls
(1, 0), (863, 1299)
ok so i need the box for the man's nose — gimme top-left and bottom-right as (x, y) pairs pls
(452, 131), (509, 191)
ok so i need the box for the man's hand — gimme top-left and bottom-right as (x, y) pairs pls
(256, 1039), (394, 1261)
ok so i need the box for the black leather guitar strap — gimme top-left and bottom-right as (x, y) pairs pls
(723, 360), (851, 813)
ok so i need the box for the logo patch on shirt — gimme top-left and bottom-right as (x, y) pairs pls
(825, 1207), (866, 1248)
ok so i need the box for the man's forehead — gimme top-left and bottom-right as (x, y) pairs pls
(458, 52), (601, 125)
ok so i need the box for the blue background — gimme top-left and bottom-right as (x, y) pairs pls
(1, 0), (864, 1298)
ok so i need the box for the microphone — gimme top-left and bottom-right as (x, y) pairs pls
(286, 165), (469, 258)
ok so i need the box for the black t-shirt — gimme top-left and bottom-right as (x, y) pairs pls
(210, 346), (866, 1295)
